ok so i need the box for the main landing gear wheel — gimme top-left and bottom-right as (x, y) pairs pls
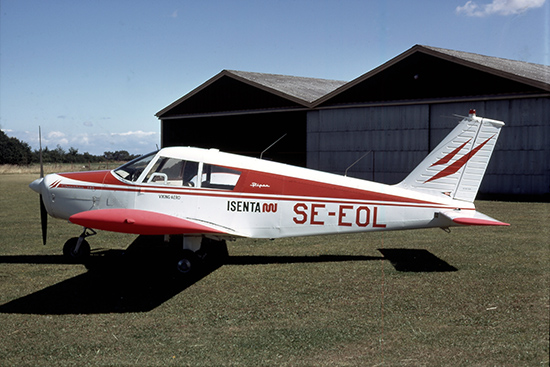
(63, 237), (91, 263)
(175, 249), (199, 275)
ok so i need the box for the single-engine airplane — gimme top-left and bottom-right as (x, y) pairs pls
(30, 110), (509, 273)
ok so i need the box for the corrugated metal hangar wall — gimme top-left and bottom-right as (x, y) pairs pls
(307, 97), (549, 196)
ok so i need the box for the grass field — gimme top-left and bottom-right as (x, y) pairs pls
(0, 174), (548, 366)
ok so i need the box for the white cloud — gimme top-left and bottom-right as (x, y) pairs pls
(456, 0), (546, 16)
(112, 130), (157, 137)
(45, 131), (68, 146)
(47, 131), (66, 139)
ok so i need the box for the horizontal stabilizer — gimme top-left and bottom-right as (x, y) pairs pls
(439, 210), (510, 227)
(70, 209), (230, 235)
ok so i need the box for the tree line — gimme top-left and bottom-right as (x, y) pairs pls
(0, 130), (139, 165)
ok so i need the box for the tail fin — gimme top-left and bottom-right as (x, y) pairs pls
(397, 110), (504, 203)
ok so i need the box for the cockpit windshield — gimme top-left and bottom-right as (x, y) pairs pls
(113, 151), (157, 182)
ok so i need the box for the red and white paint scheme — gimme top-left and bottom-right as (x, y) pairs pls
(30, 110), (509, 272)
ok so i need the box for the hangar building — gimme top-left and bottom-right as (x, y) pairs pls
(156, 45), (550, 198)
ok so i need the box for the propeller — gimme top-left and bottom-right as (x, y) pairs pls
(38, 126), (47, 245)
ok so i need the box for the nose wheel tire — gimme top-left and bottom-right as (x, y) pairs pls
(63, 237), (91, 263)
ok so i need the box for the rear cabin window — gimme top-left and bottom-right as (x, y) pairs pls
(201, 164), (241, 190)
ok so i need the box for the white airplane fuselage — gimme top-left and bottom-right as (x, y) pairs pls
(30, 112), (509, 245)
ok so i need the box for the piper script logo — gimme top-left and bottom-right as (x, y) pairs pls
(250, 182), (270, 188)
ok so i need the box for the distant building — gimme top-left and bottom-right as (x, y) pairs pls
(157, 45), (550, 197)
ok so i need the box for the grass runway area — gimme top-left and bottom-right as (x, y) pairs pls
(1, 174), (548, 366)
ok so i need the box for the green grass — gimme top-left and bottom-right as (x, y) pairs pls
(1, 174), (548, 366)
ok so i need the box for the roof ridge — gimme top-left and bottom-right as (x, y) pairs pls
(225, 69), (347, 83)
(419, 44), (550, 68)
(224, 69), (348, 104)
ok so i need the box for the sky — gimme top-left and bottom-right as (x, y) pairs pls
(1, 0), (548, 156)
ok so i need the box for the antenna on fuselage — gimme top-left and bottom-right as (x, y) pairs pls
(344, 150), (372, 177)
(260, 133), (287, 160)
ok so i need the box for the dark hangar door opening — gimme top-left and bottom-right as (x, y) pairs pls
(161, 111), (307, 167)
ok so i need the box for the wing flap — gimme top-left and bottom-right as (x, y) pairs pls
(439, 210), (509, 227)
(70, 209), (229, 235)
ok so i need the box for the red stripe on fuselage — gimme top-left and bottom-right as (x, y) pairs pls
(56, 169), (449, 209)
(58, 170), (112, 184)
(238, 171), (435, 205)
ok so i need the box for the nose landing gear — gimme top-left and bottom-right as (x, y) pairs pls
(63, 228), (96, 263)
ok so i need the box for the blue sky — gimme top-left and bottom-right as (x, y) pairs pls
(1, 0), (548, 155)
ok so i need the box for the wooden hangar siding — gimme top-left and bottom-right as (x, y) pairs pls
(157, 45), (550, 197)
(310, 45), (549, 197)
(308, 98), (549, 196)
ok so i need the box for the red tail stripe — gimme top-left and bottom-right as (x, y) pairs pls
(430, 139), (471, 167)
(425, 135), (495, 184)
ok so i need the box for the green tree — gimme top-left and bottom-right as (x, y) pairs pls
(67, 147), (79, 163)
(104, 150), (137, 161)
(0, 130), (33, 165)
(49, 145), (66, 163)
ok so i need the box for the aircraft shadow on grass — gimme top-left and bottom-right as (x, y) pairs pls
(0, 236), (456, 315)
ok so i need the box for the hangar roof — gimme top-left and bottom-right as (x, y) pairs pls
(226, 70), (347, 104)
(157, 45), (549, 118)
(420, 45), (550, 88)
(315, 45), (550, 106)
(156, 70), (346, 118)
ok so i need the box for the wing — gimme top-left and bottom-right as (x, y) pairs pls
(69, 209), (233, 235)
(439, 210), (510, 227)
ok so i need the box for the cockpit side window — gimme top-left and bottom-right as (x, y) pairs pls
(113, 152), (156, 182)
(145, 157), (199, 187)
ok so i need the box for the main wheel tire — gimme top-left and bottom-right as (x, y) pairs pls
(175, 249), (198, 275)
(63, 237), (91, 263)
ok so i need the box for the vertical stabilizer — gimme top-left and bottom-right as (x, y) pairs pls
(397, 110), (504, 202)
